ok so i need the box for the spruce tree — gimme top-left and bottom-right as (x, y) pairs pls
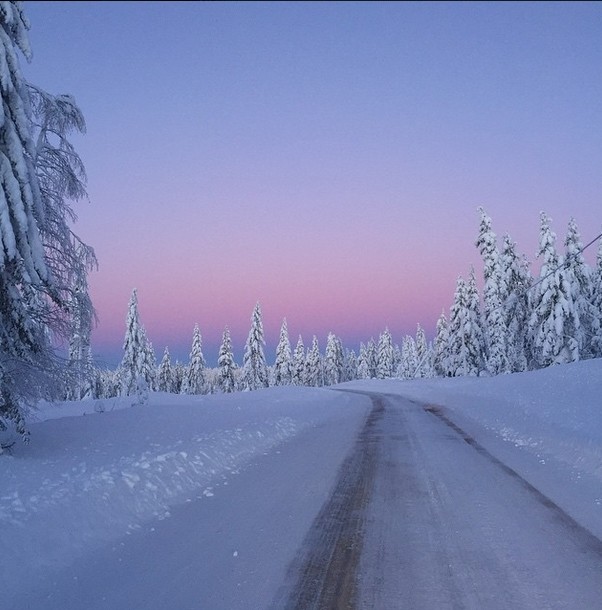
(357, 342), (370, 379)
(529, 212), (579, 367)
(273, 318), (292, 386)
(291, 335), (305, 385)
(324, 332), (344, 385)
(242, 302), (269, 390)
(564, 217), (595, 358)
(119, 289), (151, 396)
(433, 310), (450, 377)
(185, 323), (206, 394)
(304, 336), (322, 387)
(415, 323), (434, 378)
(500, 234), (532, 371)
(217, 326), (236, 393)
(591, 238), (602, 357)
(476, 207), (510, 375)
(376, 328), (394, 379)
(158, 347), (173, 393)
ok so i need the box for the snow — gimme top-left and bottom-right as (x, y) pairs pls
(2, 359), (602, 607)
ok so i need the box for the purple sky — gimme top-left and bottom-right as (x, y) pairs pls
(21, 1), (602, 367)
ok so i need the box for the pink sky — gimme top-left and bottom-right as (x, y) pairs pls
(23, 1), (602, 366)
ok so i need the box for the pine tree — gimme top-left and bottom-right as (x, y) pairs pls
(304, 336), (322, 387)
(273, 318), (292, 386)
(415, 323), (434, 378)
(433, 310), (450, 376)
(343, 349), (358, 381)
(324, 332), (344, 385)
(398, 335), (418, 379)
(376, 328), (394, 379)
(357, 342), (370, 379)
(185, 323), (206, 394)
(500, 234), (532, 371)
(564, 217), (595, 358)
(217, 326), (236, 393)
(242, 302), (269, 390)
(591, 238), (602, 357)
(158, 347), (173, 393)
(476, 207), (510, 375)
(447, 273), (484, 377)
(118, 289), (151, 396)
(291, 335), (305, 385)
(529, 212), (579, 367)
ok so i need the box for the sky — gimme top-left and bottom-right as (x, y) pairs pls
(3, 360), (602, 607)
(19, 1), (602, 367)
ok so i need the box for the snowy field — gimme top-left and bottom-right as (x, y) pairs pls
(1, 359), (601, 607)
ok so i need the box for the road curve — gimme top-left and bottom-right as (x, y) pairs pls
(274, 391), (602, 610)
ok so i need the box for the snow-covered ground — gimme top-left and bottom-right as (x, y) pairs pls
(1, 359), (601, 607)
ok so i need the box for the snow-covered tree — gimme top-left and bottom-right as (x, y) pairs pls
(529, 212), (579, 367)
(343, 348), (358, 382)
(398, 335), (418, 379)
(564, 217), (595, 358)
(291, 335), (305, 385)
(324, 332), (344, 386)
(447, 273), (484, 377)
(376, 328), (394, 379)
(476, 207), (510, 375)
(273, 318), (292, 386)
(357, 342), (370, 379)
(157, 347), (173, 393)
(217, 326), (236, 393)
(0, 3), (95, 441)
(433, 310), (450, 377)
(184, 323), (206, 395)
(118, 289), (153, 396)
(591, 237), (602, 357)
(242, 302), (269, 390)
(304, 336), (322, 387)
(499, 234), (532, 371)
(415, 323), (434, 378)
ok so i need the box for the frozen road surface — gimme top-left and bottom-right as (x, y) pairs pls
(12, 392), (602, 609)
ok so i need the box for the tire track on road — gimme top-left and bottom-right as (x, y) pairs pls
(272, 394), (383, 610)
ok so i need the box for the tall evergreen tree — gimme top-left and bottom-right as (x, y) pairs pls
(242, 302), (269, 390)
(447, 273), (483, 377)
(273, 318), (292, 386)
(476, 207), (510, 375)
(415, 323), (434, 378)
(324, 332), (344, 385)
(591, 238), (602, 357)
(184, 323), (206, 395)
(158, 347), (173, 393)
(564, 217), (595, 358)
(529, 212), (579, 367)
(119, 289), (150, 396)
(217, 326), (236, 393)
(398, 335), (418, 379)
(357, 342), (370, 379)
(291, 335), (305, 386)
(433, 310), (450, 377)
(343, 348), (358, 382)
(500, 234), (532, 371)
(376, 328), (394, 379)
(304, 336), (322, 387)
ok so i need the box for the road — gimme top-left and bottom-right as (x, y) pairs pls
(273, 391), (602, 609)
(11, 391), (602, 609)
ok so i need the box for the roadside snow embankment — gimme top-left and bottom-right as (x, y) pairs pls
(0, 387), (368, 593)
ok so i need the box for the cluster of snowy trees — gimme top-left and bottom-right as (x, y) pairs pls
(0, 2), (96, 443)
(85, 293), (437, 400)
(86, 207), (602, 401)
(433, 208), (602, 377)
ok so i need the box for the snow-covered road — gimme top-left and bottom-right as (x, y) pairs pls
(5, 387), (602, 609)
